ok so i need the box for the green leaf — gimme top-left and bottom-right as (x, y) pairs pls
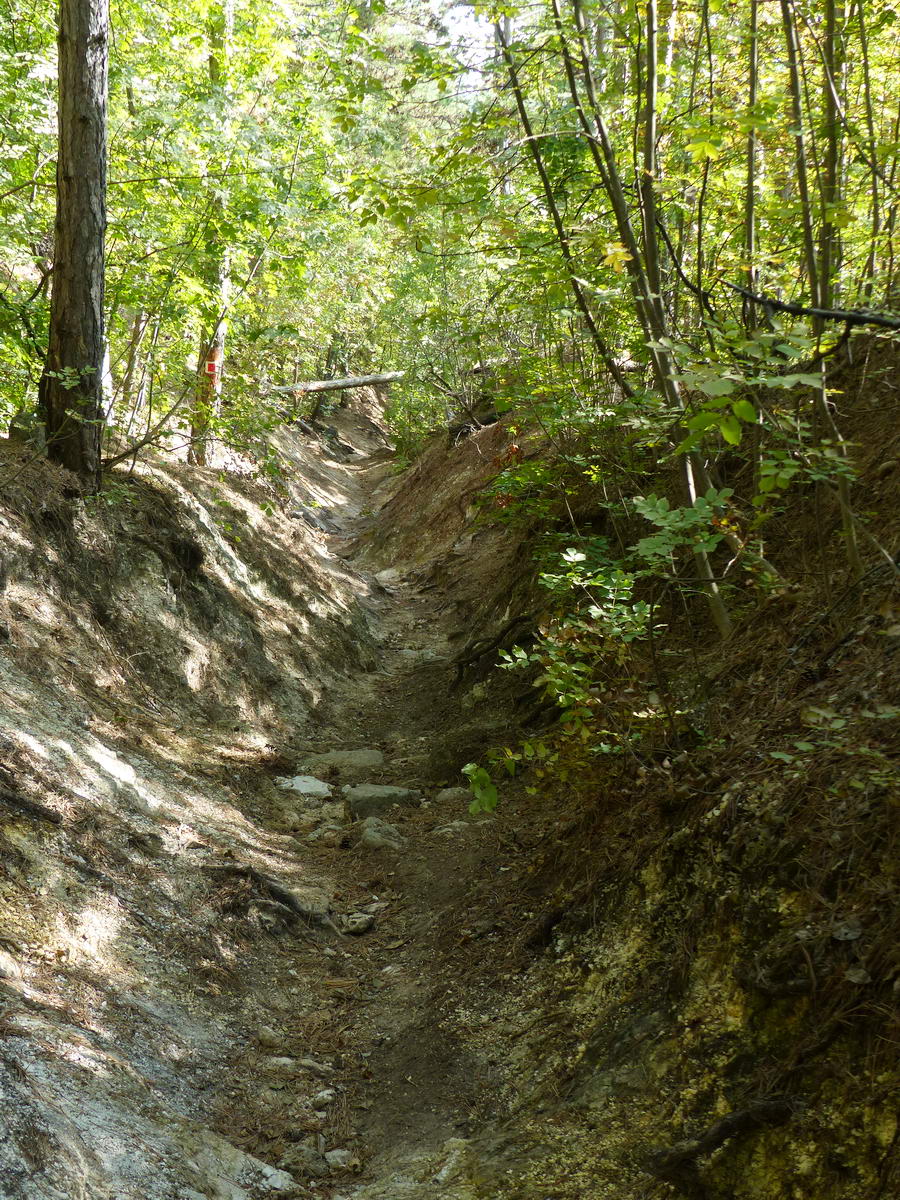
(698, 377), (736, 397)
(732, 399), (757, 422)
(720, 415), (742, 445)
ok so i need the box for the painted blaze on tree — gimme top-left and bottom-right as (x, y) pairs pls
(39, 0), (108, 487)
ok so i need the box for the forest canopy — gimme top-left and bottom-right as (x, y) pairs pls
(1, 0), (898, 489)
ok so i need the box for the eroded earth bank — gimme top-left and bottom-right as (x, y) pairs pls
(0, 391), (560, 1200)
(0, 381), (897, 1200)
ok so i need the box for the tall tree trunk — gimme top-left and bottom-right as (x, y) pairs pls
(819, 0), (844, 305)
(743, 0), (759, 317)
(188, 0), (233, 467)
(495, 20), (633, 398)
(40, 0), (108, 489)
(779, 0), (820, 306)
(548, 0), (735, 637)
(856, 0), (881, 298)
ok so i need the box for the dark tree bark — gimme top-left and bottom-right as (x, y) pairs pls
(39, 0), (109, 489)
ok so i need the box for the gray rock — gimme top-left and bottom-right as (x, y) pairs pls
(358, 816), (405, 851)
(260, 1164), (296, 1191)
(435, 787), (472, 805)
(325, 1149), (356, 1171)
(313, 1088), (336, 1106)
(256, 1026), (283, 1050)
(304, 748), (385, 780)
(276, 775), (333, 801)
(343, 913), (376, 936)
(297, 1057), (333, 1076)
(305, 822), (343, 844)
(434, 820), (472, 835)
(209, 1185), (250, 1200)
(263, 1056), (300, 1071)
(0, 949), (22, 979)
(280, 1142), (330, 1179)
(275, 808), (319, 834)
(343, 784), (422, 818)
(290, 505), (339, 533)
(399, 647), (441, 664)
(374, 568), (402, 587)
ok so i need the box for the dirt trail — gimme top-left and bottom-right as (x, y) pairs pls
(0, 393), (535, 1200)
(0, 392), (527, 1200)
(260, 405), (508, 1198)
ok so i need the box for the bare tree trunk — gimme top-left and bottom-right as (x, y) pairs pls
(494, 20), (634, 399)
(779, 0), (821, 306)
(819, 0), (843, 304)
(121, 310), (149, 417)
(744, 0), (759, 316)
(856, 0), (881, 297)
(549, 0), (735, 637)
(640, 0), (665, 326)
(39, 0), (108, 489)
(268, 372), (404, 396)
(188, 0), (233, 467)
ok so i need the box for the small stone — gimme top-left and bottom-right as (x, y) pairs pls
(306, 823), (343, 845)
(291, 505), (338, 533)
(264, 1056), (299, 1071)
(831, 917), (863, 942)
(276, 775), (333, 801)
(343, 913), (376, 936)
(313, 1088), (336, 1106)
(0, 949), (22, 979)
(256, 1026), (283, 1049)
(280, 1142), (329, 1179)
(435, 787), (471, 805)
(343, 784), (422, 818)
(324, 1149), (356, 1171)
(358, 816), (405, 851)
(297, 1057), (333, 1076)
(845, 966), (872, 984)
(434, 820), (471, 835)
(260, 1165), (296, 1191)
(209, 1179), (250, 1200)
(275, 807), (320, 833)
(374, 568), (401, 587)
(304, 748), (385, 779)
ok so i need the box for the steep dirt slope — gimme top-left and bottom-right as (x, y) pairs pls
(1, 370), (896, 1200)
(0, 395), (540, 1200)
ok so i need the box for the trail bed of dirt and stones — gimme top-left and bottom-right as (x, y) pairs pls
(0, 395), (537, 1200)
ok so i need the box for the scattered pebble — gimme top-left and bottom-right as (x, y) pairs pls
(343, 784), (422, 818)
(343, 913), (376, 936)
(279, 1142), (329, 1179)
(275, 775), (333, 801)
(358, 816), (405, 851)
(435, 787), (471, 805)
(297, 1057), (333, 1076)
(324, 1149), (357, 1171)
(304, 748), (385, 778)
(434, 820), (472, 835)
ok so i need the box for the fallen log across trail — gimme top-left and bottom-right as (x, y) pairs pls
(267, 371), (405, 395)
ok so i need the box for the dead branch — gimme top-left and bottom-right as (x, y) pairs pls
(267, 371), (405, 396)
(646, 1098), (793, 1198)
